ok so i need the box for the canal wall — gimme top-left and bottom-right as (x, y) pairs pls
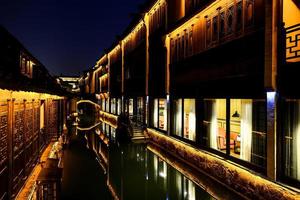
(146, 128), (300, 200)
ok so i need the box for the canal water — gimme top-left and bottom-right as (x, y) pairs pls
(60, 108), (243, 200)
(61, 130), (112, 200)
(108, 141), (214, 200)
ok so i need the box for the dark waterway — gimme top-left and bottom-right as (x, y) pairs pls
(61, 130), (112, 200)
(108, 141), (215, 200)
(60, 107), (242, 200)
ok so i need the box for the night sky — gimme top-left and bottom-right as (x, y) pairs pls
(0, 0), (145, 76)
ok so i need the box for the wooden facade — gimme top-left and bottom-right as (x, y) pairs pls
(79, 0), (300, 191)
(0, 26), (67, 200)
(0, 96), (64, 200)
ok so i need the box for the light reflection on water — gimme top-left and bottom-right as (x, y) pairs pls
(108, 141), (214, 200)
(77, 121), (215, 200)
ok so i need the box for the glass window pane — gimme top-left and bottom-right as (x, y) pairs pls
(129, 99), (134, 116)
(230, 99), (266, 168)
(183, 99), (196, 141)
(153, 99), (158, 128)
(173, 99), (182, 137)
(117, 98), (121, 115)
(159, 99), (167, 131)
(283, 99), (300, 181)
(111, 98), (116, 114)
(106, 98), (109, 112)
(203, 99), (226, 152)
(145, 97), (149, 125)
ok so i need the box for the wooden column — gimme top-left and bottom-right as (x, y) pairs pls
(265, 0), (280, 180)
(7, 99), (13, 200)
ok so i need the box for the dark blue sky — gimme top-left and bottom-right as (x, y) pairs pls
(0, 0), (144, 76)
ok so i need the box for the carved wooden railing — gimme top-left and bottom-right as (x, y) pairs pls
(286, 23), (300, 62)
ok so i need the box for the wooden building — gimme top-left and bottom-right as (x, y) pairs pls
(0, 26), (67, 200)
(80, 0), (300, 196)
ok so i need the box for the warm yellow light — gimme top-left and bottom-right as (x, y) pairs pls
(0, 89), (64, 101)
(168, 0), (229, 38)
(99, 111), (118, 129)
(96, 54), (108, 66)
(40, 102), (45, 128)
(107, 181), (120, 200)
(146, 128), (300, 200)
(108, 44), (121, 57)
(100, 73), (108, 80)
(93, 65), (102, 73)
(123, 20), (144, 44)
(283, 0), (300, 28)
(147, 0), (166, 16)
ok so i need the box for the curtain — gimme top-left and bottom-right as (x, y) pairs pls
(117, 99), (121, 115)
(183, 99), (196, 141)
(153, 99), (158, 128)
(188, 110), (196, 141)
(188, 100), (196, 141)
(164, 100), (168, 130)
(240, 100), (253, 162)
(174, 99), (182, 136)
(210, 100), (218, 149)
(111, 98), (116, 114)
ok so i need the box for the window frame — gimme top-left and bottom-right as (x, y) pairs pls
(151, 98), (168, 133)
(278, 97), (300, 188)
(170, 97), (267, 174)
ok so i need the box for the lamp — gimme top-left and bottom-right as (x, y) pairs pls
(232, 100), (240, 118)
(232, 110), (240, 118)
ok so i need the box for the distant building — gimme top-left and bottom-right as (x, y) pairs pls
(56, 76), (80, 94)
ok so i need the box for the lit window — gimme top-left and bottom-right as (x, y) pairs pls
(172, 99), (196, 141)
(203, 99), (226, 151)
(153, 99), (167, 131)
(173, 99), (182, 137)
(117, 98), (122, 115)
(203, 98), (266, 167)
(153, 99), (158, 128)
(159, 99), (167, 130)
(230, 99), (266, 167)
(111, 98), (116, 114)
(183, 99), (196, 141)
(129, 99), (134, 116)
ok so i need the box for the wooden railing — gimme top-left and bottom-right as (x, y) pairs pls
(286, 23), (300, 62)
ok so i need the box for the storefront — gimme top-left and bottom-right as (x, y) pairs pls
(170, 97), (267, 172)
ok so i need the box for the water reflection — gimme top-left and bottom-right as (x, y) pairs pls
(107, 141), (214, 200)
(75, 121), (212, 200)
(77, 102), (99, 128)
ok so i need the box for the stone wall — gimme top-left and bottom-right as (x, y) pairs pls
(146, 128), (300, 200)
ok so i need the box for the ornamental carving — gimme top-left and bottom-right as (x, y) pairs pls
(0, 103), (8, 165)
(13, 102), (24, 153)
(25, 103), (33, 141)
